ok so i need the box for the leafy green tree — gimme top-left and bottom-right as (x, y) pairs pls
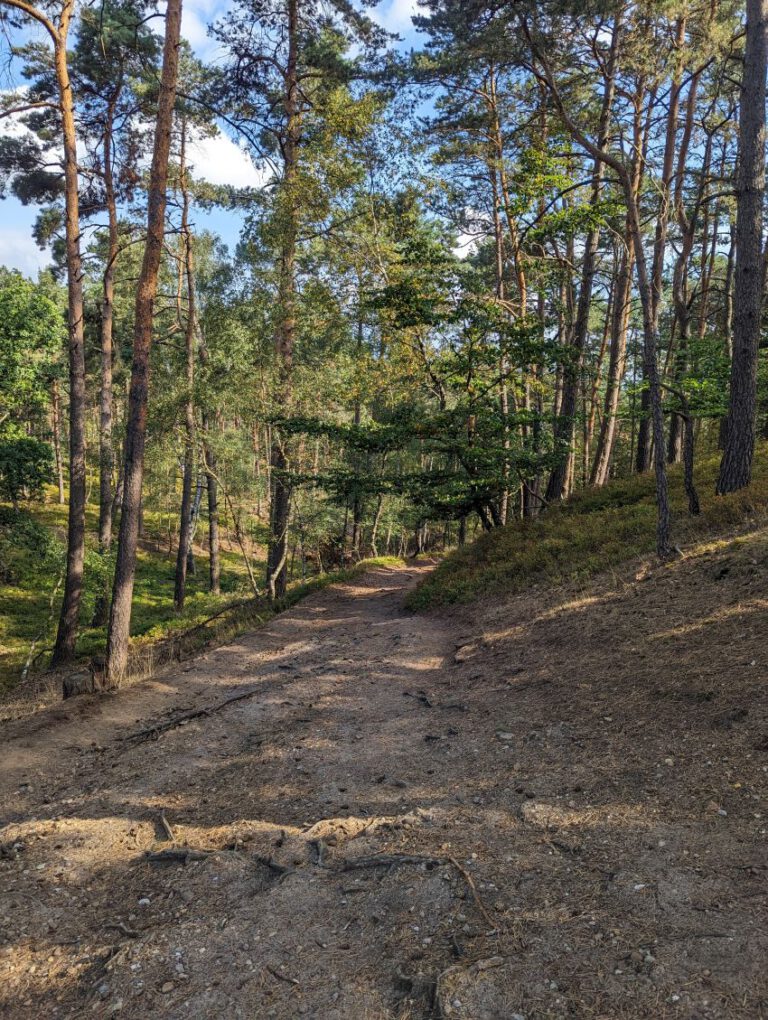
(0, 269), (65, 434)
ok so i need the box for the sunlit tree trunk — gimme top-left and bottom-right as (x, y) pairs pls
(50, 3), (87, 666)
(106, 0), (183, 682)
(174, 123), (196, 611)
(266, 0), (299, 599)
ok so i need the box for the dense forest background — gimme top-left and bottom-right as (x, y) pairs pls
(1, 0), (767, 689)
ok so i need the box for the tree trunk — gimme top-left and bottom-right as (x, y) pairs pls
(684, 413), (700, 516)
(591, 78), (647, 487)
(99, 102), (118, 555)
(50, 377), (65, 504)
(718, 222), (737, 449)
(91, 104), (120, 629)
(174, 125), (196, 612)
(717, 0), (768, 494)
(106, 0), (183, 682)
(584, 282), (613, 483)
(628, 202), (673, 556)
(591, 241), (633, 485)
(546, 20), (619, 502)
(266, 0), (299, 600)
(51, 10), (87, 667)
(667, 74), (704, 465)
(203, 425), (220, 594)
(635, 18), (687, 474)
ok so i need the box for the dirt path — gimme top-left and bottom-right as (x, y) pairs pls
(1, 552), (767, 1019)
(0, 564), (469, 1019)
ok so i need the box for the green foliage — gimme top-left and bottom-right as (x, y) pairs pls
(0, 504), (60, 584)
(0, 270), (64, 426)
(0, 438), (53, 504)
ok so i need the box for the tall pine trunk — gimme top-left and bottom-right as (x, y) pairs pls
(174, 126), (196, 611)
(636, 17), (687, 474)
(91, 106), (120, 629)
(106, 0), (183, 682)
(99, 104), (118, 555)
(266, 0), (299, 600)
(51, 7), (87, 666)
(717, 0), (768, 494)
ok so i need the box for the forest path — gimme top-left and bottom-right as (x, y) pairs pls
(0, 563), (475, 1019)
(2, 549), (768, 1020)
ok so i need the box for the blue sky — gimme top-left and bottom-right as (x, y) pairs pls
(0, 0), (423, 275)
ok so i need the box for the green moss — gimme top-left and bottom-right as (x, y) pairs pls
(406, 445), (768, 611)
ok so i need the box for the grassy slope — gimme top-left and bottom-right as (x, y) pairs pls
(407, 443), (768, 610)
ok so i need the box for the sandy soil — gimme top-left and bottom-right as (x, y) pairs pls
(1, 545), (767, 1020)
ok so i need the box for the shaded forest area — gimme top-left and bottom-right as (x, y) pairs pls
(1, 0), (768, 692)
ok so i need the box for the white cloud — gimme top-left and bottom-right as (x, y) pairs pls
(187, 130), (269, 189)
(181, 0), (229, 59)
(2, 227), (50, 275)
(372, 0), (422, 35)
(181, 6), (210, 49)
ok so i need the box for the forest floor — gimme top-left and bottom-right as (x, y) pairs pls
(1, 537), (767, 1019)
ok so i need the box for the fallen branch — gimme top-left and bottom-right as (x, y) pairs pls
(447, 855), (497, 929)
(341, 853), (445, 872)
(340, 853), (497, 929)
(104, 922), (139, 938)
(175, 599), (262, 642)
(159, 811), (175, 843)
(146, 847), (214, 863)
(123, 686), (267, 744)
(265, 964), (300, 986)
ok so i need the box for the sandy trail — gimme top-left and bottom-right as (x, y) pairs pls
(1, 551), (767, 1020)
(1, 564), (468, 1019)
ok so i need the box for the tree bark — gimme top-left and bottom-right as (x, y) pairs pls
(717, 0), (768, 494)
(174, 124), (196, 612)
(106, 0), (183, 681)
(50, 377), (65, 504)
(666, 73), (704, 465)
(91, 101), (120, 629)
(591, 241), (633, 485)
(202, 419), (220, 595)
(99, 100), (118, 555)
(266, 0), (299, 600)
(51, 6), (87, 666)
(718, 221), (737, 449)
(546, 20), (619, 502)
